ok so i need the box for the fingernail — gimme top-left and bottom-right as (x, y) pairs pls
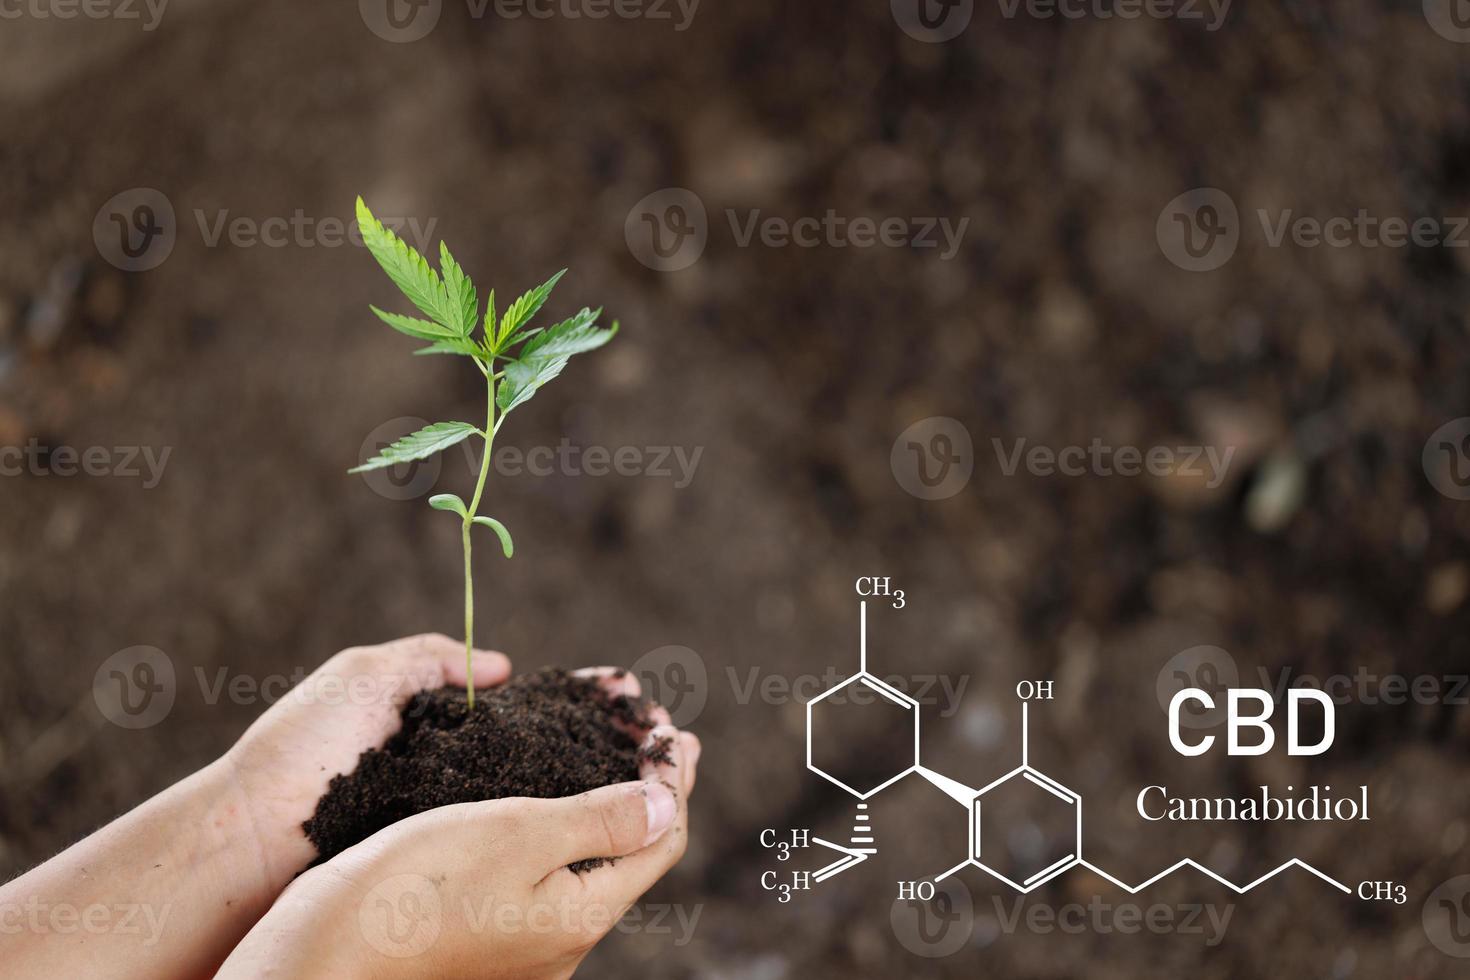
(642, 782), (677, 846)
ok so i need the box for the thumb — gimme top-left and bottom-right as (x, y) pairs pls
(538, 781), (678, 874)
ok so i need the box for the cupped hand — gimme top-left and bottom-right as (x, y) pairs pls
(217, 715), (700, 980)
(221, 633), (512, 891)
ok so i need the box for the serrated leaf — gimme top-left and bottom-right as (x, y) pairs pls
(370, 306), (459, 342)
(496, 269), (566, 347)
(349, 421), (480, 473)
(413, 336), (487, 358)
(356, 197), (455, 328)
(429, 493), (467, 518)
(517, 309), (618, 361)
(439, 242), (478, 336)
(495, 309), (618, 415)
(496, 354), (570, 415)
(481, 289), (496, 342)
(472, 516), (514, 557)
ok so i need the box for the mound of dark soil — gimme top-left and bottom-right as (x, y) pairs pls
(304, 668), (661, 871)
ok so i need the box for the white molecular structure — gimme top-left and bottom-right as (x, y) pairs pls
(803, 601), (1353, 897)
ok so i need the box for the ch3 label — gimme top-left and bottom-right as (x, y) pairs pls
(855, 576), (905, 608)
(1358, 881), (1407, 904)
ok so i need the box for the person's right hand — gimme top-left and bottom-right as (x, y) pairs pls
(216, 716), (699, 980)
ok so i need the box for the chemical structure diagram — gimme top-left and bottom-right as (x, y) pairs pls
(759, 583), (1405, 910)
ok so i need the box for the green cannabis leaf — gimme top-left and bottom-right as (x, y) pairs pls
(496, 269), (566, 349)
(351, 197), (618, 708)
(438, 242), (478, 337)
(356, 198), (456, 330)
(349, 421), (480, 473)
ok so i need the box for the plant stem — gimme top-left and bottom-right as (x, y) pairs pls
(462, 520), (474, 709)
(461, 372), (498, 709)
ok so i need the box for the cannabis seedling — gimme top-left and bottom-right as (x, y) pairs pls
(348, 198), (617, 708)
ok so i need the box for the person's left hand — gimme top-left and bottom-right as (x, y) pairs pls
(221, 633), (513, 892)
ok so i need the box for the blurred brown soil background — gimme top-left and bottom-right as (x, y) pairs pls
(3, 0), (1470, 976)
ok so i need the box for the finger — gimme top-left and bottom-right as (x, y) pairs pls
(574, 666), (640, 699)
(679, 731), (700, 794)
(382, 633), (512, 706)
(441, 646), (514, 693)
(638, 725), (698, 806)
(573, 666), (666, 739)
(530, 780), (679, 876)
(540, 731), (693, 911)
(638, 724), (681, 789)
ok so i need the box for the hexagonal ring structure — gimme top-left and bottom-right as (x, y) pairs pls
(970, 765), (1082, 893)
(806, 672), (920, 799)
